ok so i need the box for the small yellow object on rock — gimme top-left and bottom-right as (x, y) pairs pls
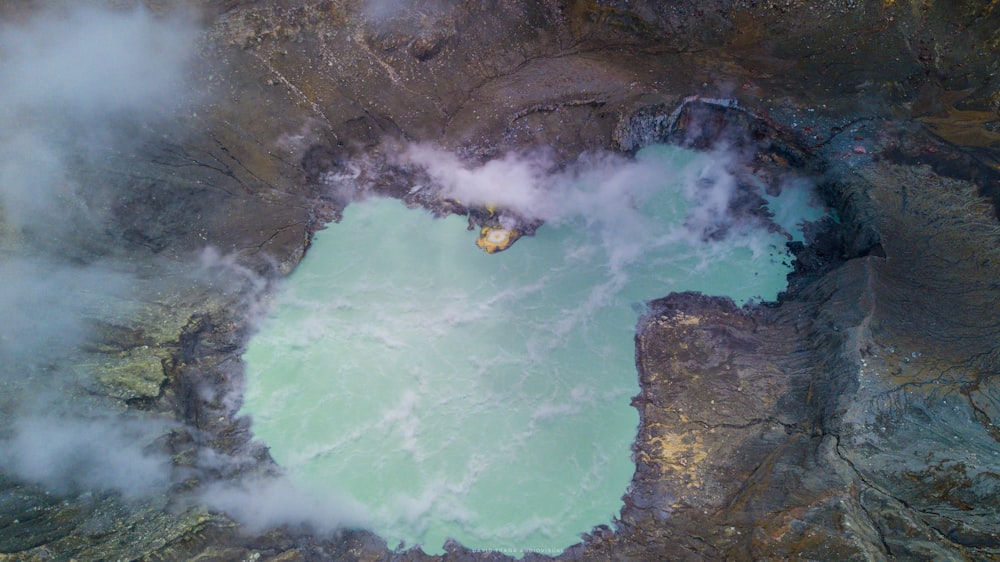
(476, 226), (520, 253)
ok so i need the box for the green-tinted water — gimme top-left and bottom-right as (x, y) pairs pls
(242, 145), (823, 556)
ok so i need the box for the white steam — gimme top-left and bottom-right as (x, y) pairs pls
(0, 257), (131, 373)
(0, 415), (173, 499)
(401, 144), (559, 220)
(200, 476), (370, 534)
(396, 142), (775, 272)
(0, 3), (197, 234)
(0, 6), (195, 114)
(399, 143), (748, 224)
(0, 4), (198, 500)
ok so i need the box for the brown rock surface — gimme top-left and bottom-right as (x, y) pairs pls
(1, 0), (998, 560)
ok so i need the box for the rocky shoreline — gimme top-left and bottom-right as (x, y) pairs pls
(2, 1), (999, 560)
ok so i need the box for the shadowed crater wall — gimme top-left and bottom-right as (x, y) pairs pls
(0, 0), (998, 560)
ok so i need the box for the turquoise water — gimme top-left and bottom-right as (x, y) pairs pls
(241, 145), (823, 556)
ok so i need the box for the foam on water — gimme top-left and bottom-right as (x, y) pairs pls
(241, 144), (825, 556)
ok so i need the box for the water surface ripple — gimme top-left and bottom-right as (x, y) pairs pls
(242, 145), (825, 555)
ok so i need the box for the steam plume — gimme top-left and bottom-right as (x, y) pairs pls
(0, 3), (198, 499)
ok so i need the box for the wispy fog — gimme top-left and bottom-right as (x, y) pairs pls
(0, 3), (197, 500)
(0, 414), (173, 498)
(0, 3), (385, 532)
(200, 476), (370, 534)
(0, 5), (195, 114)
(0, 3), (197, 240)
(0, 258), (131, 374)
(399, 143), (748, 227)
(394, 142), (794, 271)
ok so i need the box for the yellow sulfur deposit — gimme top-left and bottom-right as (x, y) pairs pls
(476, 226), (520, 253)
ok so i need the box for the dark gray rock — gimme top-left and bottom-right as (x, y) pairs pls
(1, 0), (998, 560)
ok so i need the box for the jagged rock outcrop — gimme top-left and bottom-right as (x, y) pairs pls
(1, 0), (998, 560)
